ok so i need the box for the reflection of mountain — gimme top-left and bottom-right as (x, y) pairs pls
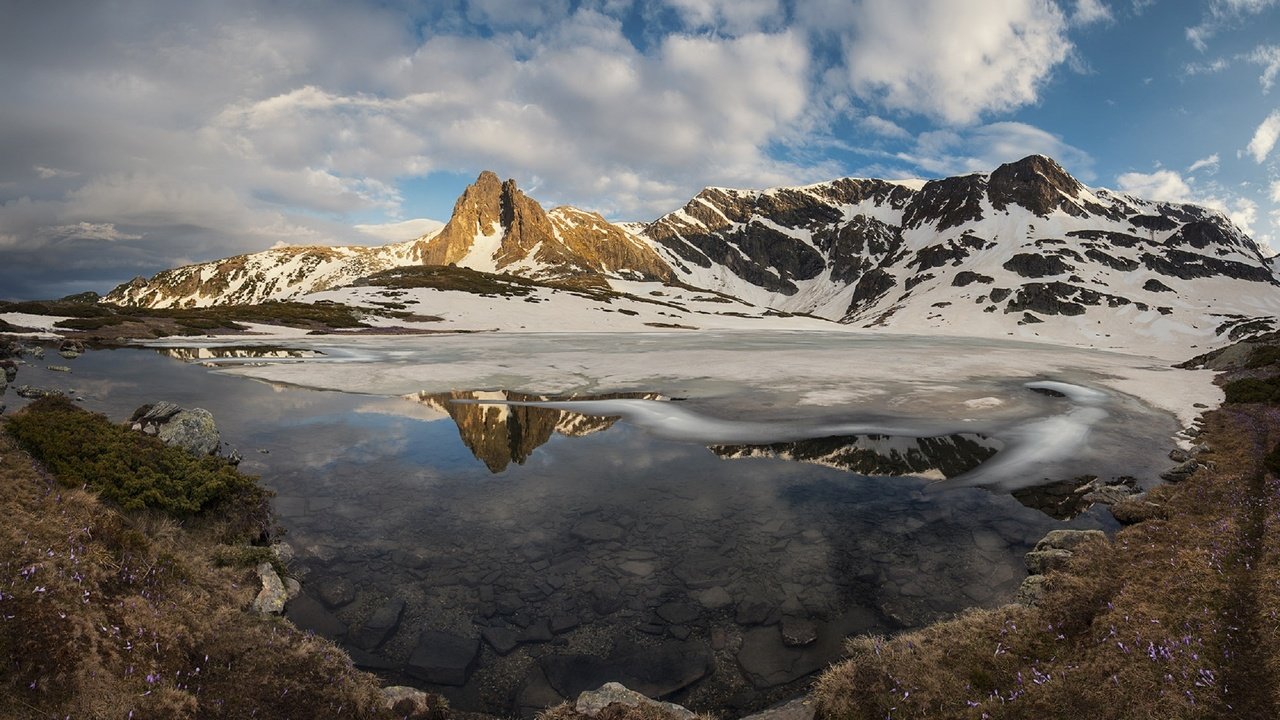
(158, 346), (323, 361)
(711, 433), (1001, 480)
(407, 390), (659, 473)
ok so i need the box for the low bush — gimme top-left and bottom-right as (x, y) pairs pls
(5, 396), (265, 519)
(1223, 377), (1280, 403)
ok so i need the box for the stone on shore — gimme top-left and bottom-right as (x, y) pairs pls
(574, 682), (695, 720)
(251, 562), (287, 614)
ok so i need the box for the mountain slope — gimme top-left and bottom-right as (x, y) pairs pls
(101, 155), (1280, 357)
(638, 155), (1280, 351)
(104, 172), (672, 309)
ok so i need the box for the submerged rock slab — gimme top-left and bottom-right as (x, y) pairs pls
(406, 630), (480, 686)
(541, 641), (714, 700)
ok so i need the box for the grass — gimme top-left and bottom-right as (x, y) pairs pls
(813, 402), (1280, 719)
(0, 400), (415, 719)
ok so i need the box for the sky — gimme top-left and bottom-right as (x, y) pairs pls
(3, 0), (1280, 300)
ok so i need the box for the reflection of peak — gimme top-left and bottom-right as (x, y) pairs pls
(406, 390), (659, 473)
(711, 433), (1000, 480)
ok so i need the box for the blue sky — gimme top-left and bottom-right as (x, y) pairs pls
(2, 0), (1280, 299)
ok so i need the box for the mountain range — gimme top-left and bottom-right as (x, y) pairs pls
(103, 155), (1280, 356)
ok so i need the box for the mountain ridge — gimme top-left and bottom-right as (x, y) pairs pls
(102, 155), (1280, 356)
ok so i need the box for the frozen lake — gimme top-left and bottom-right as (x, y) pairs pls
(3, 331), (1212, 714)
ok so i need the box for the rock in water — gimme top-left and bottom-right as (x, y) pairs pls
(405, 630), (480, 686)
(574, 682), (695, 720)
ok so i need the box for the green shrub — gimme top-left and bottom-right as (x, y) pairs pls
(1223, 377), (1280, 404)
(54, 316), (131, 330)
(1246, 345), (1280, 368)
(5, 396), (266, 517)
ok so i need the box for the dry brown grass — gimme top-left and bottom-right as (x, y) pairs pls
(0, 427), (397, 719)
(814, 406), (1280, 720)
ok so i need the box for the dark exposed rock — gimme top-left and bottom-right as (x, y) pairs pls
(904, 272), (934, 291)
(1143, 278), (1174, 293)
(1003, 253), (1072, 278)
(1129, 214), (1178, 232)
(1018, 312), (1043, 325)
(1005, 282), (1132, 317)
(845, 268), (896, 315)
(902, 174), (987, 231)
(1084, 248), (1140, 272)
(987, 155), (1085, 217)
(989, 288), (1012, 303)
(482, 626), (521, 655)
(952, 271), (994, 287)
(406, 630), (480, 686)
(815, 215), (901, 284)
(1141, 249), (1276, 283)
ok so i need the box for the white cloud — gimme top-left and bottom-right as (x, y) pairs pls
(1071, 0), (1113, 25)
(1249, 45), (1280, 92)
(860, 115), (911, 139)
(662, 0), (783, 34)
(34, 165), (80, 180)
(843, 0), (1073, 124)
(898, 121), (1094, 179)
(1188, 154), (1220, 173)
(1183, 57), (1231, 77)
(1187, 0), (1280, 51)
(1116, 167), (1260, 237)
(41, 222), (141, 242)
(1269, 180), (1280, 202)
(1247, 110), (1280, 162)
(354, 218), (445, 243)
(1116, 169), (1194, 201)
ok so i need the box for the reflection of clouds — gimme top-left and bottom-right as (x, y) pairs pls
(354, 396), (450, 423)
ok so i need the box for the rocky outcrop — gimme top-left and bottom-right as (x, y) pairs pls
(130, 402), (221, 456)
(987, 155), (1089, 218)
(251, 562), (287, 614)
(1016, 529), (1106, 606)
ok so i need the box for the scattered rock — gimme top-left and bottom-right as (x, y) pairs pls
(572, 520), (623, 543)
(46, 365), (71, 373)
(283, 576), (301, 600)
(1015, 574), (1049, 606)
(482, 626), (521, 655)
(251, 562), (287, 615)
(1169, 448), (1190, 462)
(1033, 529), (1105, 553)
(1110, 495), (1166, 525)
(270, 542), (295, 564)
(1160, 460), (1200, 483)
(380, 686), (449, 720)
(550, 614), (580, 634)
(739, 696), (816, 720)
(15, 385), (57, 399)
(0, 359), (16, 381)
(656, 602), (700, 626)
(736, 599), (776, 626)
(736, 626), (831, 689)
(315, 577), (356, 608)
(406, 630), (480, 686)
(1024, 548), (1073, 574)
(574, 682), (695, 720)
(780, 617), (818, 647)
(695, 586), (734, 610)
(350, 597), (405, 651)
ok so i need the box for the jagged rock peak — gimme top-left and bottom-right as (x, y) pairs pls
(987, 154), (1086, 217)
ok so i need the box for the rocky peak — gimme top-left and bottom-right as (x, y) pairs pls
(987, 155), (1085, 217)
(412, 171), (511, 265)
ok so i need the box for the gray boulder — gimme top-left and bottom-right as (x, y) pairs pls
(1015, 575), (1049, 606)
(251, 562), (287, 614)
(131, 402), (221, 456)
(574, 682), (695, 720)
(1033, 529), (1105, 553)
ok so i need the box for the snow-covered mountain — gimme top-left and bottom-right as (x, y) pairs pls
(642, 155), (1280, 342)
(103, 155), (1280, 355)
(103, 171), (671, 308)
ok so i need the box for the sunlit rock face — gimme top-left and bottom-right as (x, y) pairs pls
(406, 390), (660, 472)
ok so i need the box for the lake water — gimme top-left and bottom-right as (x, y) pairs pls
(1, 337), (1181, 715)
